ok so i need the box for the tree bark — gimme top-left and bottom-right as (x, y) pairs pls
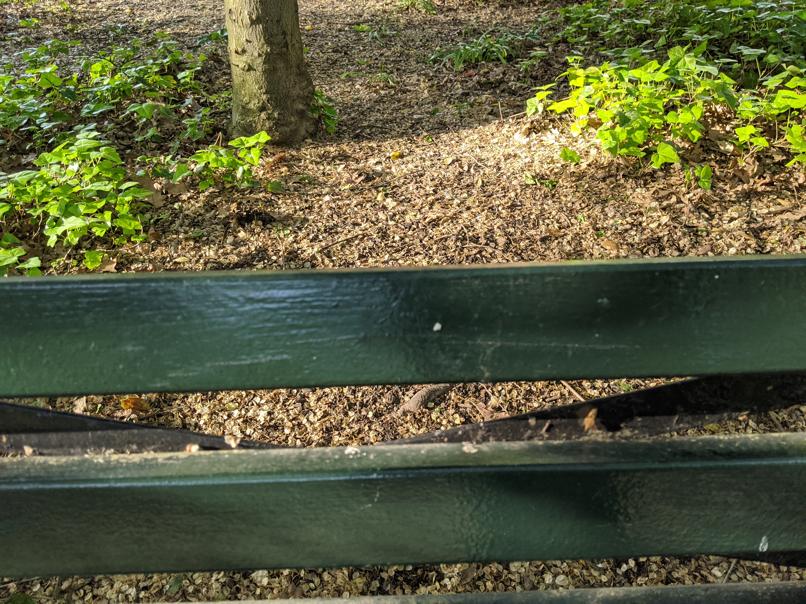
(224, 0), (315, 144)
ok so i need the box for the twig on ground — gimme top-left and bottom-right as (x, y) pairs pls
(561, 380), (586, 402)
(721, 559), (738, 584)
(317, 231), (366, 253)
(398, 383), (453, 414)
(0, 577), (40, 589)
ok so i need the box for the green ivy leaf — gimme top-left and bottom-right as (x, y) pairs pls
(559, 147), (581, 163)
(83, 250), (104, 270)
(735, 125), (757, 143)
(695, 165), (712, 190)
(650, 142), (680, 168)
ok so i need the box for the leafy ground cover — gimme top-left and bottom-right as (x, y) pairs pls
(0, 30), (284, 273)
(528, 0), (805, 179)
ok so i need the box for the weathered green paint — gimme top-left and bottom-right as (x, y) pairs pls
(1, 434), (804, 576)
(3, 256), (806, 397)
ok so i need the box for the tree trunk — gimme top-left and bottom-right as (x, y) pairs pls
(224, 0), (315, 144)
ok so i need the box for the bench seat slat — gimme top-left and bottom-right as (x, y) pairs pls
(1, 434), (804, 576)
(3, 256), (806, 397)
(263, 582), (806, 604)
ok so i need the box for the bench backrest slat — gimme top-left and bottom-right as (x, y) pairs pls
(2, 435), (805, 576)
(3, 256), (806, 397)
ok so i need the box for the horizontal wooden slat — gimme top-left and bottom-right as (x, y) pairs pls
(1, 434), (804, 576)
(2, 256), (806, 396)
(262, 582), (806, 604)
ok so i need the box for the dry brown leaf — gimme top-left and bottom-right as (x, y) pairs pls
(164, 181), (189, 196)
(72, 396), (87, 414)
(133, 176), (165, 207)
(99, 257), (118, 273)
(583, 407), (598, 432)
(779, 207), (806, 223)
(119, 396), (150, 413)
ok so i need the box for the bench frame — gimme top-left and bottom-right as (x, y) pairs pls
(1, 256), (805, 599)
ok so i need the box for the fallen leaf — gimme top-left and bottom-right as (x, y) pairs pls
(583, 407), (598, 432)
(715, 139), (735, 155)
(779, 207), (806, 222)
(72, 396), (87, 414)
(164, 181), (188, 196)
(133, 176), (165, 207)
(513, 127), (532, 145)
(99, 257), (117, 273)
(119, 396), (150, 413)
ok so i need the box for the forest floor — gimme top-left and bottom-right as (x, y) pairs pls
(1, 0), (805, 601)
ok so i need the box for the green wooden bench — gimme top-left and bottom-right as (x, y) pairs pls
(1, 256), (805, 601)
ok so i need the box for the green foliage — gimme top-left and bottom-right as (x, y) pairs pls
(432, 28), (544, 72)
(184, 131), (271, 190)
(695, 164), (713, 189)
(560, 147), (581, 163)
(557, 0), (806, 85)
(433, 33), (518, 71)
(398, 0), (436, 14)
(651, 142), (681, 168)
(0, 233), (41, 276)
(0, 130), (149, 275)
(311, 90), (338, 135)
(1, 126), (272, 275)
(0, 35), (210, 155)
(142, 131), (272, 192)
(0, 33), (264, 276)
(367, 24), (396, 42)
(527, 47), (806, 176)
(0, 39), (79, 152)
(18, 17), (41, 28)
(2, 594), (37, 604)
(786, 123), (806, 166)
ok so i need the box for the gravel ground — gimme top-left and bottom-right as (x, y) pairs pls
(1, 0), (805, 601)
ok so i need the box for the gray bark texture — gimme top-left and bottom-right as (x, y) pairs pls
(224, 0), (315, 144)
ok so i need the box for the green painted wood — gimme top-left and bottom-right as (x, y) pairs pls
(1, 434), (804, 577)
(3, 255), (806, 397)
(260, 582), (806, 603)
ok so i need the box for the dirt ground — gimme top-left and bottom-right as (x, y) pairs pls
(1, 0), (805, 601)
